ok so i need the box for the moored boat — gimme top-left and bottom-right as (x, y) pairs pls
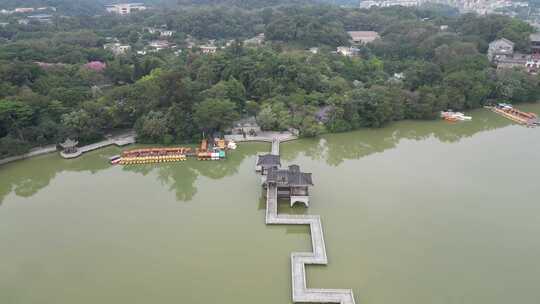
(441, 110), (472, 122)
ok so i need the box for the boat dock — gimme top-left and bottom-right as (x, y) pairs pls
(114, 138), (234, 165)
(487, 104), (539, 127)
(261, 138), (356, 304)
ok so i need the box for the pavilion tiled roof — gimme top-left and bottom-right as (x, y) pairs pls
(267, 165), (313, 187)
(257, 154), (281, 167)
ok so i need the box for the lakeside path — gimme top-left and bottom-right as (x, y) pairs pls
(0, 145), (58, 166)
(59, 131), (136, 159)
(225, 131), (298, 143)
(1, 130), (293, 167)
(0, 131), (136, 166)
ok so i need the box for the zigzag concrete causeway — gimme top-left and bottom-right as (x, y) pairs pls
(261, 138), (356, 304)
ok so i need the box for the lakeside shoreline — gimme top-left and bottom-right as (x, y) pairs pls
(2, 102), (539, 167)
(0, 130), (298, 167)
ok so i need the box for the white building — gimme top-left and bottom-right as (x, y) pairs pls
(336, 46), (360, 57)
(105, 3), (147, 15)
(148, 40), (172, 50)
(104, 43), (131, 55)
(200, 45), (217, 54)
(360, 0), (420, 8)
(160, 30), (175, 37)
(308, 47), (319, 54)
(487, 38), (514, 62)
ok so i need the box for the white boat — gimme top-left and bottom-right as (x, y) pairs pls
(441, 111), (472, 121)
(227, 141), (237, 150)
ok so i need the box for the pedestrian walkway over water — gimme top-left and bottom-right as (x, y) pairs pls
(260, 138), (355, 304)
(60, 131), (136, 159)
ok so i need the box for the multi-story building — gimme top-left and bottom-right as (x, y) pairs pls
(27, 14), (53, 23)
(160, 30), (175, 37)
(360, 0), (421, 9)
(336, 46), (360, 57)
(104, 43), (131, 55)
(360, 0), (514, 15)
(487, 38), (514, 62)
(347, 31), (380, 44)
(200, 45), (217, 54)
(148, 40), (172, 51)
(530, 33), (540, 54)
(105, 3), (147, 15)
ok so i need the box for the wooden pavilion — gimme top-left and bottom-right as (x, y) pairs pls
(264, 164), (313, 207)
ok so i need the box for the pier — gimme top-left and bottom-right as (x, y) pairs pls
(260, 138), (356, 304)
(487, 105), (539, 127)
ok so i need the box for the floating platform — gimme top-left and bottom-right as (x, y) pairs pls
(487, 105), (539, 127)
(113, 139), (234, 165)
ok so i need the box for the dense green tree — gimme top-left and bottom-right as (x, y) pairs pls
(135, 111), (170, 143)
(193, 98), (239, 133)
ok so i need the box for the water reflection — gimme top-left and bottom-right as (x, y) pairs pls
(121, 144), (261, 201)
(0, 149), (113, 205)
(0, 142), (264, 204)
(281, 108), (513, 166)
(0, 106), (527, 204)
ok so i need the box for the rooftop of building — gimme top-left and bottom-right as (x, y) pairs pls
(490, 37), (514, 46)
(347, 31), (380, 42)
(257, 154), (281, 167)
(267, 165), (313, 187)
(530, 33), (540, 42)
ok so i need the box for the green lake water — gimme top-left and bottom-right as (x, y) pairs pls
(1, 105), (540, 304)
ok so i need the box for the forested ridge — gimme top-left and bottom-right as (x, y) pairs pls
(0, 4), (539, 157)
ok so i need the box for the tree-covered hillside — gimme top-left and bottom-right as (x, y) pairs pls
(0, 5), (538, 158)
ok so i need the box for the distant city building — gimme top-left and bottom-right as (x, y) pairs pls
(200, 45), (217, 54)
(160, 30), (175, 37)
(360, 0), (516, 15)
(360, 0), (420, 9)
(336, 46), (360, 57)
(105, 3), (147, 15)
(14, 8), (35, 13)
(103, 43), (131, 55)
(148, 40), (172, 50)
(244, 33), (265, 46)
(17, 19), (29, 25)
(27, 14), (52, 23)
(487, 38), (514, 62)
(347, 31), (380, 44)
(530, 33), (540, 54)
(487, 36), (540, 74)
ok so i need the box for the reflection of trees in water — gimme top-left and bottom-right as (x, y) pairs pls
(0, 149), (114, 205)
(0, 144), (262, 205)
(0, 112), (513, 205)
(283, 111), (511, 166)
(123, 144), (262, 201)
